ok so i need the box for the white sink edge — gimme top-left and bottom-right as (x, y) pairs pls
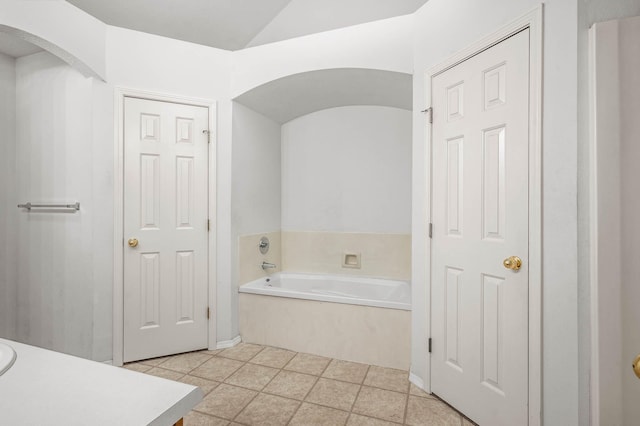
(0, 343), (17, 376)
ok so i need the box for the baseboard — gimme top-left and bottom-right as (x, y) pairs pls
(409, 372), (426, 390)
(215, 335), (241, 350)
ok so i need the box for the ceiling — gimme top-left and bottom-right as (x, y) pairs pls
(0, 32), (42, 58)
(66, 0), (428, 51)
(234, 68), (412, 123)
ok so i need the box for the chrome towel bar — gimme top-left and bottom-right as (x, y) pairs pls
(17, 202), (80, 211)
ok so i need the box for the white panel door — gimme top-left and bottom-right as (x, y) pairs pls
(431, 29), (530, 425)
(123, 97), (209, 362)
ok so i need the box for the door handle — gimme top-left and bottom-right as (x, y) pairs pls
(128, 238), (139, 248)
(633, 355), (640, 379)
(503, 256), (522, 271)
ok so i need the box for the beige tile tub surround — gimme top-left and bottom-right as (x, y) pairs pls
(238, 231), (281, 285)
(239, 294), (411, 370)
(282, 231), (411, 281)
(123, 344), (473, 425)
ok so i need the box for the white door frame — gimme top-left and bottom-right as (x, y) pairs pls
(112, 87), (217, 366)
(423, 7), (543, 425)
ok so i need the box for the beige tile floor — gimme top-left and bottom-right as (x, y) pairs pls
(123, 343), (476, 426)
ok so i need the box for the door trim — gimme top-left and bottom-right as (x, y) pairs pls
(112, 87), (217, 366)
(423, 6), (542, 425)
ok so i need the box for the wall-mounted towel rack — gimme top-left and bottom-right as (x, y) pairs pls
(17, 202), (80, 211)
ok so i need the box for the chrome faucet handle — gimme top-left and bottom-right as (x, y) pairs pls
(259, 237), (270, 254)
(261, 261), (276, 270)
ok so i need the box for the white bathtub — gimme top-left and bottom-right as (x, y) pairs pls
(238, 272), (411, 310)
(238, 272), (411, 369)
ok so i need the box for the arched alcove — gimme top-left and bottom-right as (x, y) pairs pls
(0, 0), (106, 80)
(232, 68), (413, 369)
(233, 68), (412, 123)
(0, 25), (104, 80)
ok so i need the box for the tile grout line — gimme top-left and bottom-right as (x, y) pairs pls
(181, 352), (227, 420)
(228, 365), (260, 424)
(289, 356), (362, 425)
(402, 381), (411, 425)
(190, 360), (245, 382)
(188, 350), (253, 421)
(347, 364), (369, 416)
(353, 412), (405, 425)
(229, 347), (298, 425)
(285, 356), (323, 425)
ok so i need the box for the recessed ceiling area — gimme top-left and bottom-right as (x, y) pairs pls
(233, 68), (412, 123)
(246, 0), (429, 48)
(66, 0), (292, 51)
(0, 32), (42, 58)
(65, 0), (429, 51)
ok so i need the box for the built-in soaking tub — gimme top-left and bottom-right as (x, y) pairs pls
(239, 273), (411, 370)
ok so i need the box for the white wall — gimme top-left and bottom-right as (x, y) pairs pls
(231, 102), (282, 339)
(590, 20), (623, 426)
(619, 17), (640, 424)
(232, 103), (282, 236)
(578, 2), (640, 425)
(591, 14), (640, 426)
(282, 106), (411, 233)
(0, 52), (17, 341)
(12, 52), (109, 359)
(411, 1), (580, 424)
(0, 0), (109, 357)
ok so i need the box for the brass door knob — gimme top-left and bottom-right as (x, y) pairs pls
(128, 238), (139, 248)
(633, 355), (640, 379)
(503, 256), (522, 271)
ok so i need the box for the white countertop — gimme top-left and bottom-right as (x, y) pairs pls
(0, 338), (202, 426)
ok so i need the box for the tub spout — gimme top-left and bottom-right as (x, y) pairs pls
(261, 261), (277, 270)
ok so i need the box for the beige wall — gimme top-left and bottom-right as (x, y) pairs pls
(240, 293), (411, 369)
(238, 230), (411, 285)
(282, 231), (411, 281)
(238, 231), (282, 286)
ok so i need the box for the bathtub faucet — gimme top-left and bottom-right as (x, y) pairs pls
(261, 261), (277, 270)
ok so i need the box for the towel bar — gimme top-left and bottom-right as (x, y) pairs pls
(17, 202), (80, 211)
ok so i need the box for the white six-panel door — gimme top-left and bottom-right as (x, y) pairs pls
(123, 97), (209, 363)
(431, 29), (530, 425)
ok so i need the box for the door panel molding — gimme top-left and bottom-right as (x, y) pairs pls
(421, 6), (542, 426)
(113, 88), (217, 366)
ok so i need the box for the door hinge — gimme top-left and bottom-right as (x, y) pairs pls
(429, 223), (433, 239)
(422, 107), (433, 124)
(207, 307), (210, 319)
(428, 338), (432, 353)
(202, 129), (211, 143)
(207, 219), (210, 231)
